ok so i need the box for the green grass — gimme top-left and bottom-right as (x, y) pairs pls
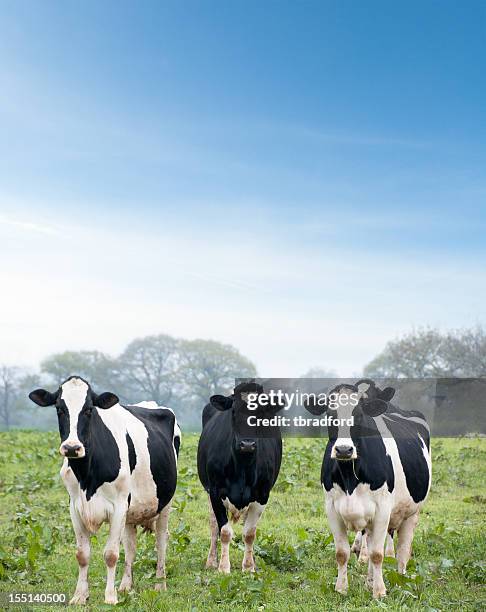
(0, 432), (485, 611)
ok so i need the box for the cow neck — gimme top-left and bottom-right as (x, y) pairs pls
(332, 458), (360, 494)
(231, 448), (258, 476)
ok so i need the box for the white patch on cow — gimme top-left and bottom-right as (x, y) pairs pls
(173, 420), (181, 464)
(385, 411), (431, 433)
(330, 387), (365, 459)
(134, 400), (160, 409)
(418, 433), (432, 496)
(242, 502), (265, 571)
(356, 382), (371, 397)
(374, 415), (428, 528)
(133, 401), (180, 464)
(60, 378), (89, 455)
(97, 404), (161, 524)
(326, 482), (389, 532)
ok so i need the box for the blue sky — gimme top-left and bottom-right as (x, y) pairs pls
(0, 1), (485, 375)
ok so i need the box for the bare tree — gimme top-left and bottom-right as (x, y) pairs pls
(41, 350), (118, 389)
(116, 334), (180, 405)
(0, 365), (21, 430)
(364, 327), (486, 378)
(178, 339), (257, 406)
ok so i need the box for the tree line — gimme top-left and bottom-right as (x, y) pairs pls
(1, 326), (485, 431)
(0, 335), (256, 430)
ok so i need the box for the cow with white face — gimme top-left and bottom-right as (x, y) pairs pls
(29, 376), (180, 605)
(306, 380), (431, 599)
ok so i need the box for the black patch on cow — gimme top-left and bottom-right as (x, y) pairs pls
(126, 432), (137, 473)
(197, 403), (282, 532)
(381, 411), (430, 502)
(322, 434), (395, 495)
(127, 493), (131, 507)
(124, 405), (178, 512)
(174, 434), (180, 457)
(386, 405), (431, 449)
(67, 408), (121, 500)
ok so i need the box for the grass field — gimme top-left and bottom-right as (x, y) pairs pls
(0, 432), (485, 611)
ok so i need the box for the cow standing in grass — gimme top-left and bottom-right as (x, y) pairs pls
(29, 376), (180, 605)
(197, 382), (282, 573)
(306, 379), (431, 598)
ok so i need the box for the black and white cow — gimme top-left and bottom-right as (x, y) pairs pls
(29, 376), (180, 605)
(197, 382), (282, 573)
(306, 379), (431, 598)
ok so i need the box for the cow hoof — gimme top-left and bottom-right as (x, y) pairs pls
(242, 564), (256, 572)
(104, 591), (118, 605)
(69, 592), (88, 605)
(118, 580), (132, 593)
(206, 558), (218, 569)
(358, 552), (369, 563)
(373, 585), (386, 599)
(335, 581), (348, 595)
(218, 565), (230, 574)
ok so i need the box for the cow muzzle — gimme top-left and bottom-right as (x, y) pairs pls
(60, 442), (85, 458)
(238, 439), (256, 454)
(332, 443), (357, 461)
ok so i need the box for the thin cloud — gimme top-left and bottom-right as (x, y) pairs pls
(0, 214), (60, 236)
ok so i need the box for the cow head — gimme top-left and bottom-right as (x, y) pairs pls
(29, 376), (119, 458)
(305, 380), (395, 461)
(209, 382), (268, 456)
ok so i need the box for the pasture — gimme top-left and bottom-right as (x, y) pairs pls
(0, 432), (484, 611)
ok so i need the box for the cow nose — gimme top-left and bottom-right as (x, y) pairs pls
(61, 443), (82, 457)
(335, 444), (354, 459)
(239, 440), (256, 453)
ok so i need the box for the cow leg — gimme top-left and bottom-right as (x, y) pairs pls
(396, 512), (419, 573)
(366, 510), (390, 599)
(385, 529), (395, 558)
(69, 505), (91, 605)
(326, 500), (350, 594)
(351, 529), (369, 562)
(206, 494), (219, 569)
(210, 492), (232, 574)
(104, 505), (127, 604)
(242, 502), (264, 572)
(119, 524), (137, 593)
(351, 530), (362, 556)
(359, 530), (369, 563)
(155, 502), (171, 591)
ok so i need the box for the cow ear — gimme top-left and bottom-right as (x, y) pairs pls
(362, 398), (388, 417)
(304, 395), (327, 416)
(210, 395), (233, 411)
(93, 392), (119, 410)
(29, 389), (58, 407)
(378, 387), (395, 402)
